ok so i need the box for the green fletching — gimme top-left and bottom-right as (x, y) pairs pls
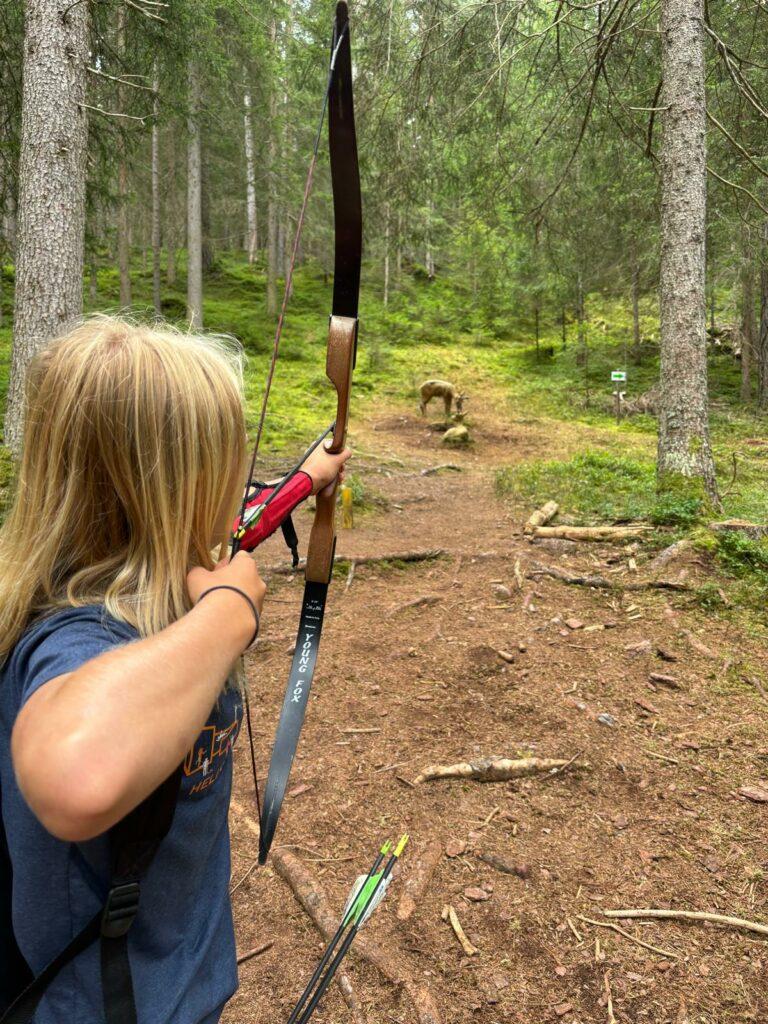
(343, 871), (383, 926)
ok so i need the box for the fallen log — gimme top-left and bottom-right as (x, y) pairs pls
(397, 840), (444, 921)
(414, 756), (573, 785)
(524, 500), (559, 535)
(531, 525), (652, 542)
(273, 850), (442, 1024)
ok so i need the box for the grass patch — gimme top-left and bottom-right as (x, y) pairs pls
(494, 450), (695, 525)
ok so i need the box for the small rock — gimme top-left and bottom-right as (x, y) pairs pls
(445, 839), (466, 858)
(554, 965), (567, 978)
(493, 584), (512, 600)
(565, 618), (584, 630)
(554, 1002), (574, 1017)
(656, 647), (678, 662)
(496, 649), (516, 663)
(624, 640), (652, 657)
(597, 713), (617, 728)
(464, 887), (491, 902)
(518, 641), (527, 652)
(635, 697), (659, 715)
(288, 783), (312, 798)
(739, 784), (768, 803)
(649, 672), (682, 689)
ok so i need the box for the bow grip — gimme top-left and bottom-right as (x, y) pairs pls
(305, 315), (356, 584)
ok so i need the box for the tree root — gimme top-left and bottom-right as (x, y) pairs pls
(526, 560), (688, 591)
(273, 850), (442, 1024)
(413, 756), (574, 785)
(397, 839), (444, 921)
(262, 549), (447, 576)
(531, 525), (652, 541)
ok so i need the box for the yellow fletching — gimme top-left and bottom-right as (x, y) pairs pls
(394, 834), (409, 857)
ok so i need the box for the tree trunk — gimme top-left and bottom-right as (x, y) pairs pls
(383, 202), (391, 307)
(151, 62), (161, 314)
(243, 87), (258, 263)
(265, 20), (278, 317)
(6, 0), (90, 455)
(740, 255), (755, 404)
(425, 200), (435, 280)
(631, 247), (642, 363)
(758, 222), (768, 409)
(116, 5), (131, 307)
(656, 0), (717, 502)
(576, 272), (586, 366)
(186, 61), (203, 329)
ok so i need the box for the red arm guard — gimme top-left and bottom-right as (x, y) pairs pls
(233, 471), (313, 552)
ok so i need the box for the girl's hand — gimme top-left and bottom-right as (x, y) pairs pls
(187, 551), (267, 615)
(302, 444), (351, 495)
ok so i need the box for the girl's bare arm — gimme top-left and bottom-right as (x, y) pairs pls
(12, 554), (265, 842)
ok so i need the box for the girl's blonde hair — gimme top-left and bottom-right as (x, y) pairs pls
(0, 315), (246, 658)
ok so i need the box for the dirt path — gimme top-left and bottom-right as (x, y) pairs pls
(223, 403), (767, 1024)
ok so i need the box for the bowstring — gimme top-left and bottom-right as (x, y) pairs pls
(233, 22), (349, 556)
(234, 22), (349, 825)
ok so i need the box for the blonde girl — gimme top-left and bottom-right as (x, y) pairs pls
(0, 317), (348, 1024)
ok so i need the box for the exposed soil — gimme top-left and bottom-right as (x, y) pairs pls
(222, 401), (768, 1024)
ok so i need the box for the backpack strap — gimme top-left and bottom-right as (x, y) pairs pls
(0, 766), (181, 1024)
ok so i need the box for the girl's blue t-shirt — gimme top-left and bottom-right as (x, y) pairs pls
(0, 606), (242, 1024)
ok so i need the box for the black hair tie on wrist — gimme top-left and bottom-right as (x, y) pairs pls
(198, 585), (261, 650)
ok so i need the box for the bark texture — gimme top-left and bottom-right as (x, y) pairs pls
(657, 0), (717, 501)
(151, 64), (161, 314)
(243, 88), (258, 263)
(740, 256), (755, 403)
(758, 222), (768, 409)
(116, 5), (131, 307)
(186, 61), (203, 329)
(6, 0), (90, 455)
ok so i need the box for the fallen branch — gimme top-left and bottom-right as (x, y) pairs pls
(273, 850), (442, 1024)
(526, 561), (688, 591)
(397, 840), (444, 921)
(531, 525), (652, 542)
(262, 549), (446, 576)
(604, 908), (768, 939)
(414, 756), (573, 785)
(387, 594), (442, 617)
(524, 500), (559, 534)
(442, 904), (478, 956)
(237, 941), (274, 965)
(420, 463), (462, 476)
(576, 916), (679, 958)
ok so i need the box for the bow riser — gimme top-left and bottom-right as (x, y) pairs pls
(305, 314), (356, 585)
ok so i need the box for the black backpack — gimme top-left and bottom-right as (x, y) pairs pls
(0, 767), (180, 1024)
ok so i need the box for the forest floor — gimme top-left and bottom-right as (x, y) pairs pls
(222, 388), (768, 1024)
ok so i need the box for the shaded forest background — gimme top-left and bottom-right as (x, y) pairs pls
(3, 0), (768, 604)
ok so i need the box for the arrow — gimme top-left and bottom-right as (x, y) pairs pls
(289, 835), (409, 1024)
(286, 839), (392, 1024)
